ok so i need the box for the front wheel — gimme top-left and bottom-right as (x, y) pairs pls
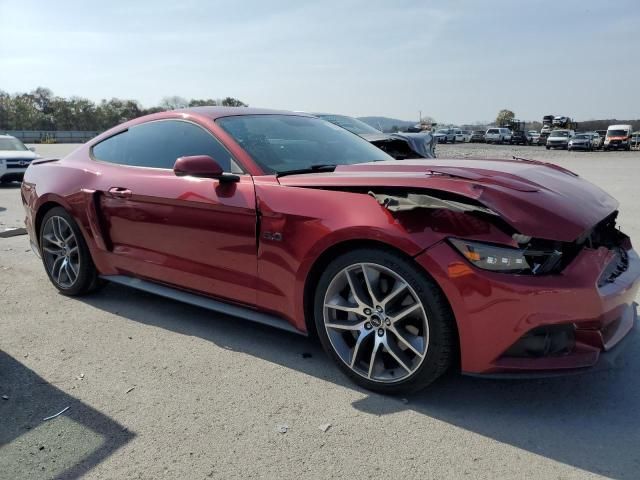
(39, 207), (102, 296)
(314, 248), (456, 394)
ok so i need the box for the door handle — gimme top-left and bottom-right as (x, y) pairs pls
(108, 187), (132, 199)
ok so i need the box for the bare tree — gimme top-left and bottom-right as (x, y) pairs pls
(159, 96), (189, 110)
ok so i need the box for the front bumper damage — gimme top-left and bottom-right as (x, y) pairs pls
(416, 241), (640, 375)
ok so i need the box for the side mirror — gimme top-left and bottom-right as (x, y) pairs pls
(28, 146), (36, 152)
(173, 155), (239, 183)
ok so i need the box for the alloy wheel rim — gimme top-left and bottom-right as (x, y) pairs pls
(323, 263), (429, 383)
(41, 216), (80, 288)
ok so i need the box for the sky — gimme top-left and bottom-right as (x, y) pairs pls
(1, 0), (638, 124)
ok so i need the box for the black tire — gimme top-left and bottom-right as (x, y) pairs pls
(39, 207), (103, 296)
(313, 248), (457, 394)
(546, 146), (550, 150)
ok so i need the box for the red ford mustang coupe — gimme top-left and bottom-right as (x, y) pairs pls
(21, 108), (639, 393)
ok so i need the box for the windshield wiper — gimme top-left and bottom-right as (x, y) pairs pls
(275, 164), (337, 178)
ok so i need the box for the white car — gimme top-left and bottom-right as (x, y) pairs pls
(0, 135), (40, 183)
(546, 129), (575, 150)
(484, 128), (512, 144)
(455, 129), (472, 142)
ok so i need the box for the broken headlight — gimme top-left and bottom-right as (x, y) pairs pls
(449, 238), (562, 274)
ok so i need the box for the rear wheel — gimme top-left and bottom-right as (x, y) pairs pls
(314, 248), (456, 394)
(39, 207), (102, 296)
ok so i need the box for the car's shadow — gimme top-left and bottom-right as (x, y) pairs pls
(82, 283), (640, 479)
(0, 351), (134, 479)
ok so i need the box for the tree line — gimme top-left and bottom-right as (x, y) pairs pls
(0, 87), (247, 132)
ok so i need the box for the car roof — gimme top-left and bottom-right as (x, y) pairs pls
(0, 134), (17, 139)
(173, 106), (309, 119)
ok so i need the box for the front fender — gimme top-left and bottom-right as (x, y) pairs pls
(254, 181), (508, 331)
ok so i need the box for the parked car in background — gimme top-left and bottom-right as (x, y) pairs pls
(470, 130), (485, 142)
(568, 133), (595, 151)
(21, 107), (640, 393)
(484, 128), (512, 144)
(433, 128), (456, 143)
(604, 124), (633, 151)
(538, 131), (550, 146)
(596, 130), (608, 142)
(546, 129), (574, 149)
(510, 130), (529, 145)
(552, 116), (569, 127)
(527, 131), (541, 145)
(314, 113), (435, 159)
(469, 130), (485, 143)
(0, 134), (40, 183)
(631, 132), (640, 149)
(455, 129), (472, 143)
(586, 132), (603, 149)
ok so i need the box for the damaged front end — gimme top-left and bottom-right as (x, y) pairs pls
(367, 133), (436, 160)
(369, 188), (630, 279)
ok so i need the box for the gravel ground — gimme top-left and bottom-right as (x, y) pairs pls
(1, 143), (639, 480)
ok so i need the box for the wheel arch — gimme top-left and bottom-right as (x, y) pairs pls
(302, 239), (460, 366)
(34, 200), (66, 242)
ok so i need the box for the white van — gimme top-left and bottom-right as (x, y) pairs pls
(604, 124), (633, 151)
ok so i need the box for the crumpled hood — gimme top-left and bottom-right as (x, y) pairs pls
(277, 158), (618, 242)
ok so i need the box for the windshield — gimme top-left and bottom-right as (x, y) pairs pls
(0, 137), (28, 151)
(436, 129), (449, 134)
(216, 115), (393, 174)
(574, 134), (589, 139)
(314, 114), (381, 135)
(473, 131), (484, 134)
(550, 130), (569, 137)
(607, 130), (628, 136)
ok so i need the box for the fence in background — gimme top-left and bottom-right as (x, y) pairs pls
(1, 130), (100, 143)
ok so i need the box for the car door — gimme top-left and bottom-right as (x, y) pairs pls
(90, 119), (258, 306)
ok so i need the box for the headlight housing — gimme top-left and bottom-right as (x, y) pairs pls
(449, 238), (562, 274)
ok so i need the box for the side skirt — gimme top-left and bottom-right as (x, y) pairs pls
(100, 275), (304, 335)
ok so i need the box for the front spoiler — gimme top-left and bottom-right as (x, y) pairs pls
(464, 306), (638, 379)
